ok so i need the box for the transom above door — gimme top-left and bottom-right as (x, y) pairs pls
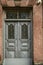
(6, 8), (32, 19)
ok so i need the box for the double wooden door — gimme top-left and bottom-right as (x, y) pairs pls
(3, 20), (32, 65)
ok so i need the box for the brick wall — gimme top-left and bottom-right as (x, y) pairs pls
(0, 0), (43, 64)
(33, 4), (43, 64)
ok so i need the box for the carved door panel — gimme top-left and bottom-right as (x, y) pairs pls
(17, 22), (31, 58)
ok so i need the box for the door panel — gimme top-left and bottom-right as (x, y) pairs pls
(19, 22), (31, 58)
(5, 22), (17, 58)
(4, 21), (32, 65)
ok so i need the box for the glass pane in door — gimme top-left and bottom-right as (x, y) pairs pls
(21, 24), (28, 39)
(8, 24), (14, 39)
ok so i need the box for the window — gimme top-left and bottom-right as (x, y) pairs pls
(6, 10), (32, 19)
(6, 11), (17, 19)
(8, 24), (15, 39)
(21, 24), (28, 39)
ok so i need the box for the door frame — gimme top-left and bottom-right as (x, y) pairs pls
(3, 7), (33, 64)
